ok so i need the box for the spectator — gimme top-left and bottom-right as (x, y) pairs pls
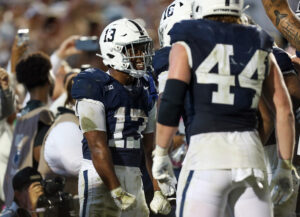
(49, 35), (81, 114)
(0, 68), (15, 120)
(38, 72), (82, 196)
(0, 67), (15, 207)
(0, 167), (44, 217)
(3, 52), (54, 207)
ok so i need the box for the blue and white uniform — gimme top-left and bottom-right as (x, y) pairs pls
(72, 68), (156, 217)
(264, 46), (299, 217)
(169, 19), (274, 217)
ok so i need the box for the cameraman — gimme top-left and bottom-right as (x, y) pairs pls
(0, 167), (43, 217)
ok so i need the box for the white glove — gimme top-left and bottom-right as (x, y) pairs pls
(152, 145), (177, 196)
(110, 186), (136, 210)
(270, 159), (296, 205)
(150, 191), (172, 215)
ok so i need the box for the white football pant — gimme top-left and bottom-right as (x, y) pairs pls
(176, 169), (273, 217)
(78, 159), (149, 217)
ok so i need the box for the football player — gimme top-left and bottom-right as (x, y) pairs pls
(151, 0), (194, 199)
(152, 0), (296, 217)
(155, 0), (193, 94)
(71, 18), (171, 217)
(261, 46), (300, 217)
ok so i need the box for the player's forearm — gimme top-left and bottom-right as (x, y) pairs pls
(145, 152), (160, 191)
(156, 123), (177, 149)
(91, 145), (120, 190)
(262, 0), (300, 50)
(276, 109), (295, 160)
(258, 98), (275, 145)
(143, 133), (160, 191)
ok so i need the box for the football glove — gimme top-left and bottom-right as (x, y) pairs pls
(150, 191), (172, 215)
(270, 159), (298, 205)
(152, 145), (177, 196)
(110, 186), (136, 210)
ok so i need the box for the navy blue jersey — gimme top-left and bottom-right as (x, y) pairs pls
(72, 68), (154, 167)
(170, 19), (273, 135)
(147, 71), (158, 103)
(152, 46), (171, 77)
(273, 47), (297, 75)
(152, 46), (194, 143)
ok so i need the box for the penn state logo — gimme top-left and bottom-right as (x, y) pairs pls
(104, 84), (114, 91)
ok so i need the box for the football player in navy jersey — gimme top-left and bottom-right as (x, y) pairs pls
(152, 1), (194, 196)
(71, 18), (171, 217)
(260, 46), (300, 217)
(152, 0), (296, 217)
(155, 0), (193, 95)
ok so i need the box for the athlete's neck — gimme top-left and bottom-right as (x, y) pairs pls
(109, 68), (134, 85)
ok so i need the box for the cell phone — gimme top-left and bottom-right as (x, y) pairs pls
(75, 36), (99, 51)
(17, 29), (29, 46)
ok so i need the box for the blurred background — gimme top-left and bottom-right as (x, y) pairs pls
(0, 0), (172, 70)
(0, 0), (296, 71)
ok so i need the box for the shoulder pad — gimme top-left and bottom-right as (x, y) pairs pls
(256, 27), (274, 53)
(273, 47), (296, 75)
(153, 46), (171, 76)
(71, 68), (110, 100)
(79, 68), (111, 83)
(170, 20), (273, 53)
(169, 20), (195, 45)
(141, 75), (157, 109)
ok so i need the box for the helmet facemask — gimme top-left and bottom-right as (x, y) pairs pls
(120, 37), (154, 78)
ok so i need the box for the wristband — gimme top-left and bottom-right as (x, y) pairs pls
(154, 145), (169, 156)
(110, 186), (123, 199)
(278, 159), (300, 179)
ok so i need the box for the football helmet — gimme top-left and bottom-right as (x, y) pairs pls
(296, 1), (300, 18)
(99, 18), (154, 78)
(158, 0), (193, 47)
(192, 0), (244, 18)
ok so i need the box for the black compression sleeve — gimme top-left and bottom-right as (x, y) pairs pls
(158, 79), (188, 126)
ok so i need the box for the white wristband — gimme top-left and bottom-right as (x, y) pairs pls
(154, 145), (169, 156)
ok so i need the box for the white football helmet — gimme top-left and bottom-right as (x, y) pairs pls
(99, 18), (154, 78)
(296, 1), (300, 17)
(192, 0), (244, 18)
(158, 0), (193, 48)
